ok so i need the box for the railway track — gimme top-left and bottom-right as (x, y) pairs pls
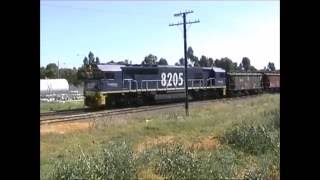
(40, 108), (89, 117)
(40, 94), (264, 125)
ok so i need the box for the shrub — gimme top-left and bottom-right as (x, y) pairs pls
(223, 124), (276, 155)
(241, 151), (280, 180)
(199, 147), (239, 179)
(153, 144), (246, 179)
(154, 143), (202, 180)
(51, 141), (137, 180)
(136, 145), (161, 168)
(242, 166), (267, 180)
(102, 141), (137, 179)
(51, 153), (104, 180)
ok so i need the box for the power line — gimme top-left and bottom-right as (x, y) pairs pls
(169, 10), (200, 116)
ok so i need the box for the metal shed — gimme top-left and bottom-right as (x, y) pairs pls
(40, 79), (69, 93)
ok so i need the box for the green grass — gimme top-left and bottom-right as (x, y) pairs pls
(40, 100), (85, 113)
(41, 94), (280, 179)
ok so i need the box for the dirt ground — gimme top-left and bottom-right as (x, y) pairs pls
(135, 135), (176, 153)
(187, 136), (221, 151)
(41, 121), (91, 134)
(134, 135), (221, 153)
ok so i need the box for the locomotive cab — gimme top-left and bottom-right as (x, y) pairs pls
(211, 67), (226, 86)
(84, 64), (125, 107)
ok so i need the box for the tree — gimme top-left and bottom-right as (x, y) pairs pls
(187, 47), (194, 60)
(83, 57), (89, 66)
(193, 60), (200, 67)
(45, 63), (58, 78)
(192, 56), (200, 67)
(46, 63), (58, 70)
(214, 57), (237, 72)
(179, 58), (185, 66)
(242, 57), (251, 72)
(60, 68), (72, 83)
(77, 66), (87, 81)
(158, 58), (168, 65)
(199, 55), (208, 67)
(208, 58), (214, 67)
(249, 66), (257, 72)
(186, 46), (200, 67)
(88, 51), (95, 64)
(233, 62), (238, 70)
(95, 57), (100, 64)
(267, 62), (276, 71)
(142, 54), (157, 65)
(41, 65), (84, 86)
(107, 60), (115, 64)
(40, 67), (46, 79)
(117, 61), (127, 65)
(238, 63), (244, 71)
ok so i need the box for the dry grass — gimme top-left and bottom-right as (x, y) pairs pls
(41, 93), (279, 180)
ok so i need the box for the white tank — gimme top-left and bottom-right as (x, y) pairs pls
(40, 79), (69, 93)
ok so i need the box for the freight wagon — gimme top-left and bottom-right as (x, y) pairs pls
(226, 73), (263, 96)
(263, 73), (280, 92)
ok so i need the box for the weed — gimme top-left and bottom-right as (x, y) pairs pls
(51, 142), (137, 180)
(154, 143), (202, 180)
(223, 124), (276, 155)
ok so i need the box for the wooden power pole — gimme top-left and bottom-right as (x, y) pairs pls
(169, 10), (200, 116)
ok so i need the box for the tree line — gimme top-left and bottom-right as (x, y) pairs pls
(173, 47), (277, 72)
(40, 50), (278, 86)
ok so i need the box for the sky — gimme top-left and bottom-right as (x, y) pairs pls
(41, 1), (280, 70)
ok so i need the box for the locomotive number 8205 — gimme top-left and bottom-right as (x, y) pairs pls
(161, 72), (184, 87)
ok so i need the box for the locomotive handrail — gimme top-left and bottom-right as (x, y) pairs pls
(187, 79), (204, 89)
(206, 78), (215, 88)
(123, 79), (138, 92)
(134, 78), (215, 91)
(132, 80), (138, 92)
(141, 80), (162, 91)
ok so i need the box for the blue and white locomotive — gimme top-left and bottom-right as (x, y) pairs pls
(84, 64), (226, 108)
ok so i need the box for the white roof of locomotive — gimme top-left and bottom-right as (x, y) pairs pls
(201, 66), (225, 73)
(156, 65), (226, 72)
(97, 64), (125, 72)
(97, 64), (226, 73)
(211, 67), (225, 73)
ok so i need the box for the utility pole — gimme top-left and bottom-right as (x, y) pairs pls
(169, 10), (200, 116)
(57, 60), (60, 79)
